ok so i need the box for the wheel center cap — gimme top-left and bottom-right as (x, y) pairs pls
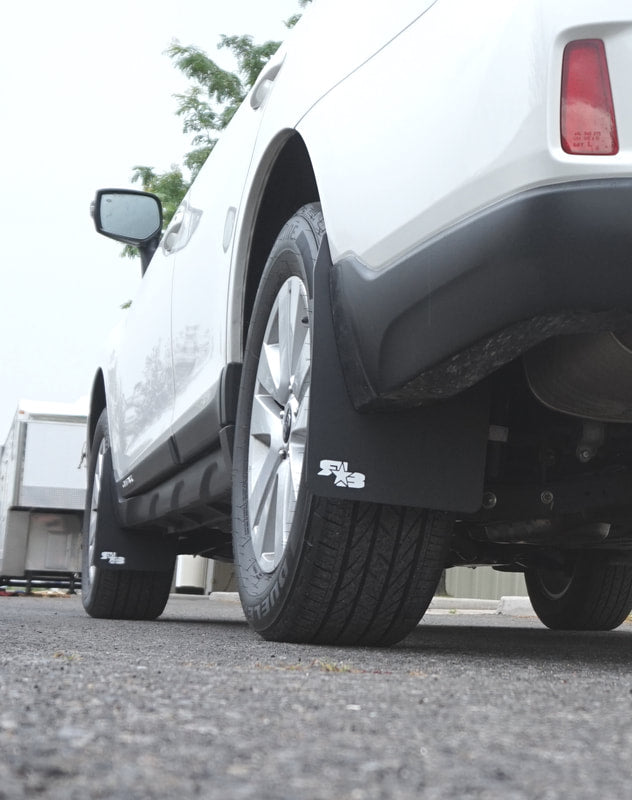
(282, 405), (292, 443)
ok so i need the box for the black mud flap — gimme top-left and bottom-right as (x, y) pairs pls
(89, 443), (177, 573)
(307, 237), (490, 514)
(90, 525), (176, 573)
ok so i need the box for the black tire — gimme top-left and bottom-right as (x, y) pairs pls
(525, 556), (632, 630)
(81, 411), (174, 620)
(232, 204), (452, 646)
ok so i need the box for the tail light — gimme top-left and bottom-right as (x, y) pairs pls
(561, 39), (618, 155)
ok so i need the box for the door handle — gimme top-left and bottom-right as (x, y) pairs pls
(162, 208), (184, 253)
(250, 51), (286, 109)
(161, 202), (203, 255)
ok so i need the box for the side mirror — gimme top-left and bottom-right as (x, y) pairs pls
(91, 189), (163, 274)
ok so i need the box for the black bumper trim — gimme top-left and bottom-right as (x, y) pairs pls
(332, 179), (632, 409)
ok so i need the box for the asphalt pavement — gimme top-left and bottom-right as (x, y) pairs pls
(1, 592), (631, 799)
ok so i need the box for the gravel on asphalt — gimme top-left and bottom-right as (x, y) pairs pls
(1, 593), (631, 800)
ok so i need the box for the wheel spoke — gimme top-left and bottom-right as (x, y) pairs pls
(289, 305), (309, 397)
(257, 341), (284, 404)
(273, 459), (292, 567)
(87, 443), (105, 581)
(288, 281), (305, 371)
(280, 279), (307, 390)
(251, 478), (277, 565)
(289, 407), (307, 496)
(250, 392), (282, 447)
(291, 340), (311, 405)
(277, 280), (293, 392)
(91, 448), (103, 512)
(249, 444), (282, 529)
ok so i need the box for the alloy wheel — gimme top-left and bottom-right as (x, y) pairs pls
(247, 276), (311, 572)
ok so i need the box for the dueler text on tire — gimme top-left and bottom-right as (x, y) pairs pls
(231, 204), (453, 646)
(81, 410), (174, 620)
(525, 555), (632, 630)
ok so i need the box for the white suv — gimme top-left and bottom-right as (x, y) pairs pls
(85, 0), (632, 642)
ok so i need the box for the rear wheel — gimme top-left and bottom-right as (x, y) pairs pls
(232, 204), (452, 645)
(525, 555), (632, 630)
(81, 411), (174, 620)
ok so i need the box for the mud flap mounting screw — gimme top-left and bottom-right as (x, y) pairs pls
(482, 491), (497, 510)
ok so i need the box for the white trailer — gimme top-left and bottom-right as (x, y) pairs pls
(0, 400), (87, 590)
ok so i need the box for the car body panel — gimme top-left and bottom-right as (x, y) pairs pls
(263, 0), (439, 123)
(105, 244), (175, 482)
(296, 0), (632, 270)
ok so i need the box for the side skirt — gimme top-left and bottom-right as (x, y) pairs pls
(117, 426), (234, 532)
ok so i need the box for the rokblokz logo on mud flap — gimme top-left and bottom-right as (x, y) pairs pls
(318, 460), (366, 488)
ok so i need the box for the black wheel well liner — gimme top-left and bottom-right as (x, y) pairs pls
(243, 133), (319, 342)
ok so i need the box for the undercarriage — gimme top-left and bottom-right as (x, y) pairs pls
(449, 353), (632, 575)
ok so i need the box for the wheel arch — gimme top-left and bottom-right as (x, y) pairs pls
(87, 369), (106, 456)
(233, 131), (319, 356)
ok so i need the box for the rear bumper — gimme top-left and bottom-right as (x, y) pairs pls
(331, 179), (632, 410)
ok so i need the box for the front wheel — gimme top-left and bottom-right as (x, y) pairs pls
(232, 204), (452, 646)
(525, 556), (632, 630)
(81, 411), (174, 620)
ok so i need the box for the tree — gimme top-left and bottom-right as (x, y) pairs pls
(130, 0), (311, 229)
(166, 34), (282, 179)
(131, 166), (189, 228)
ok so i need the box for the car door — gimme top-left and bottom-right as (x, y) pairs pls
(105, 243), (175, 486)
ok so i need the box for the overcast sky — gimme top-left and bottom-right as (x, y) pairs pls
(0, 0), (301, 437)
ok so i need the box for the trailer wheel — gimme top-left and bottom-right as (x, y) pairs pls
(81, 411), (174, 620)
(232, 204), (452, 645)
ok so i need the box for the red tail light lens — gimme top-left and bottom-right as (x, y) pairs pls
(561, 39), (618, 155)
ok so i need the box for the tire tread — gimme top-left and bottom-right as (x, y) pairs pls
(263, 498), (452, 646)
